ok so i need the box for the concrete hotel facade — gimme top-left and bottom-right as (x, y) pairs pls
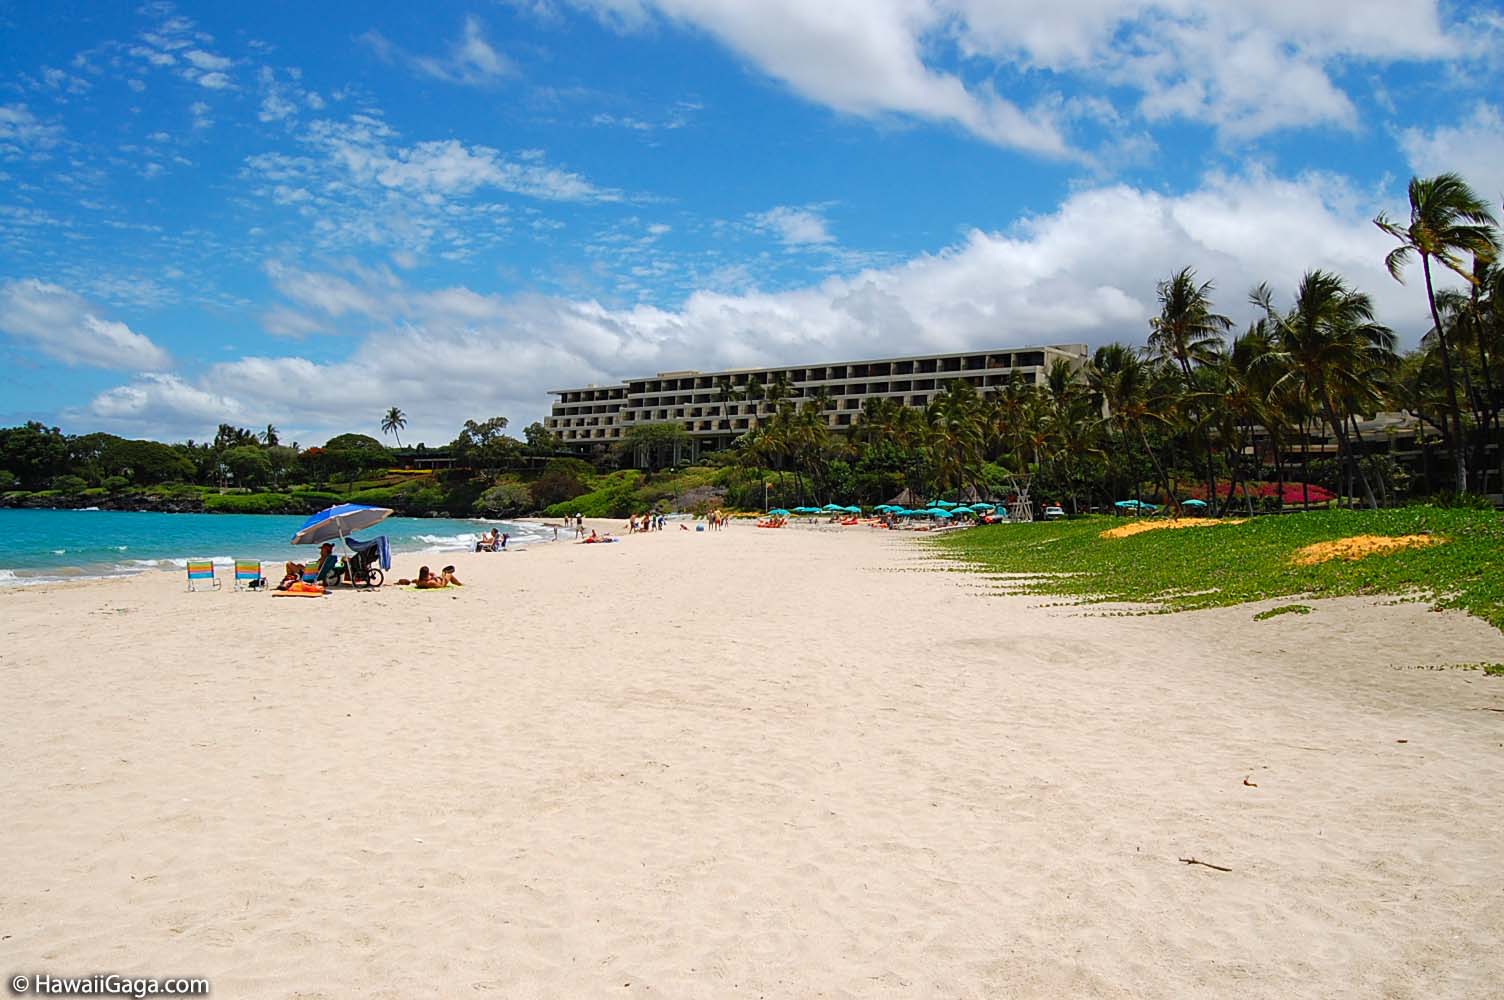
(545, 343), (1088, 457)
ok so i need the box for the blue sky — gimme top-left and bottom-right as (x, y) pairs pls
(2, 0), (1502, 446)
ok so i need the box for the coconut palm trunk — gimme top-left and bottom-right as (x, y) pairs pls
(1420, 255), (1469, 492)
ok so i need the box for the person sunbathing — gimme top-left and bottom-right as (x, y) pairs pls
(395, 565), (447, 589)
(278, 561), (306, 590)
(279, 543), (340, 590)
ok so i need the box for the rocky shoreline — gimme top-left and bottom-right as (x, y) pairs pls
(1, 493), (210, 513)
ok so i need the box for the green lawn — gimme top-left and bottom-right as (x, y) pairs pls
(930, 506), (1504, 631)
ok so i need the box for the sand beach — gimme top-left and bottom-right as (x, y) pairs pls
(3, 520), (1504, 998)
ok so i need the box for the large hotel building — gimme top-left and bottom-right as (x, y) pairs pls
(545, 343), (1088, 457)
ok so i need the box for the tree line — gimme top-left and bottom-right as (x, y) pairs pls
(712, 172), (1501, 513)
(0, 413), (565, 494)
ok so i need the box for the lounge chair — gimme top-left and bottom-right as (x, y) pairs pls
(186, 559), (220, 592)
(233, 560), (264, 591)
(304, 553), (342, 587)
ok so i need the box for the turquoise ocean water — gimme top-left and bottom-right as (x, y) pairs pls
(0, 508), (554, 585)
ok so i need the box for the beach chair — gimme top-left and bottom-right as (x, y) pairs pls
(186, 560), (220, 592)
(233, 559), (263, 591)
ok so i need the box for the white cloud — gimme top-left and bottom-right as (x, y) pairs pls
(90, 166), (1453, 444)
(184, 49), (231, 71)
(83, 373), (247, 438)
(129, 45), (177, 67)
(753, 205), (834, 246)
(240, 112), (617, 254)
(0, 278), (172, 371)
(414, 16), (516, 85)
(362, 16), (516, 88)
(0, 104), (64, 158)
(261, 306), (328, 338)
(1399, 103), (1504, 205)
(562, 0), (1468, 150)
(129, 11), (239, 92)
(264, 260), (391, 318)
(259, 93), (297, 122)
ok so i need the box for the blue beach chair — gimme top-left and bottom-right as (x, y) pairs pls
(186, 559), (220, 592)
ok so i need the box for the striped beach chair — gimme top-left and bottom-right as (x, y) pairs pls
(233, 559), (263, 591)
(186, 559), (220, 592)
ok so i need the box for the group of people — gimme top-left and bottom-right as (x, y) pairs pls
(395, 565), (463, 589)
(474, 528), (509, 552)
(705, 510), (728, 531)
(628, 513), (667, 533)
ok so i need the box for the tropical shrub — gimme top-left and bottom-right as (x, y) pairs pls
(204, 492), (304, 514)
(476, 481), (533, 516)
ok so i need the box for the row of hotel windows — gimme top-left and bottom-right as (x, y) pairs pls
(550, 370), (1046, 416)
(550, 408), (877, 441)
(623, 353), (1050, 395)
(552, 353), (1055, 403)
(548, 391), (953, 431)
(548, 396), (949, 438)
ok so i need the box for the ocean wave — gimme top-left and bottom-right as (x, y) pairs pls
(414, 533), (481, 548)
(0, 566), (116, 587)
(0, 569), (49, 587)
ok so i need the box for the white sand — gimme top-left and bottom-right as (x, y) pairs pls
(3, 520), (1504, 998)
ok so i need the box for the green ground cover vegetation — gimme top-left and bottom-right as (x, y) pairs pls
(931, 506), (1504, 631)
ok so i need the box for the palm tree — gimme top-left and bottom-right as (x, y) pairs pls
(1257, 271), (1397, 509)
(1374, 173), (1500, 492)
(1087, 344), (1175, 508)
(1218, 323), (1278, 515)
(260, 424), (280, 447)
(381, 406), (407, 447)
(1148, 267), (1232, 508)
(715, 379), (741, 446)
(929, 379), (984, 500)
(744, 377), (766, 428)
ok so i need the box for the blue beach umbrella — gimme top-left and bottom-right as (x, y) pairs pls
(821, 503), (844, 511)
(843, 505), (862, 513)
(929, 509), (954, 518)
(767, 508), (791, 516)
(291, 504), (393, 546)
(1181, 498), (1208, 508)
(969, 503), (995, 511)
